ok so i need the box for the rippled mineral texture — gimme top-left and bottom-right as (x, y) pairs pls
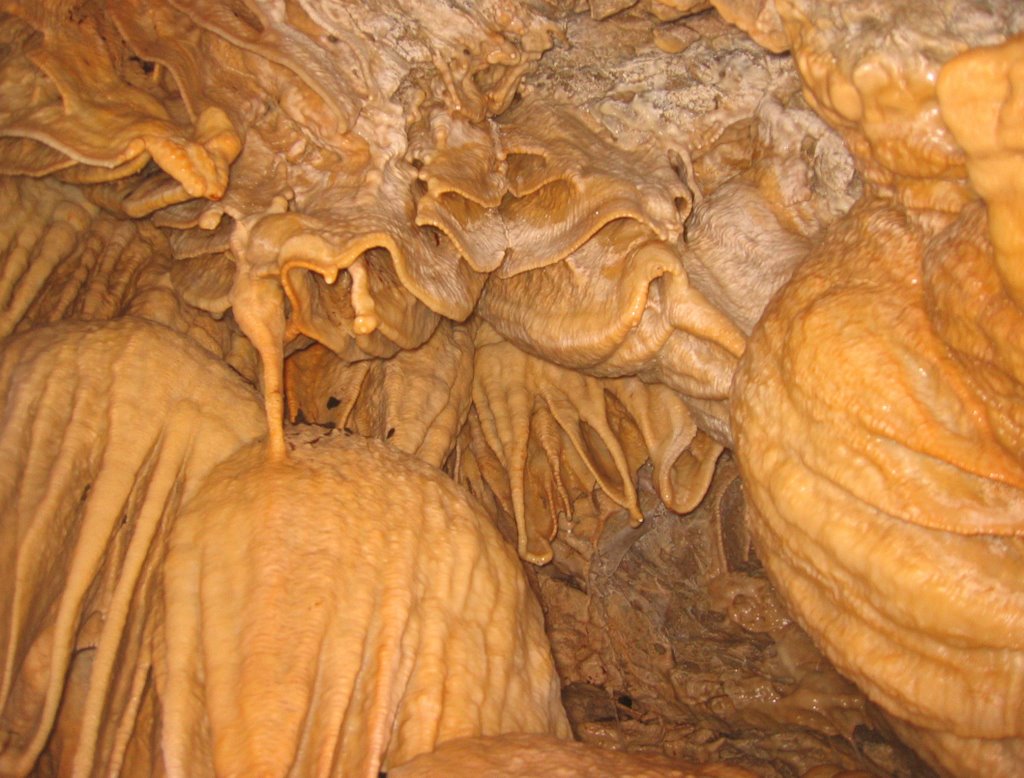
(0, 0), (1020, 776)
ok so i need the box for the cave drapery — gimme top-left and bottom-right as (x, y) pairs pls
(0, 0), (1022, 776)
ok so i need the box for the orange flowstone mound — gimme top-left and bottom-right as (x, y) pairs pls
(732, 13), (1024, 775)
(158, 429), (571, 777)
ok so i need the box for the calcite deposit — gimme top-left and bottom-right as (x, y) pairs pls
(0, 0), (1020, 776)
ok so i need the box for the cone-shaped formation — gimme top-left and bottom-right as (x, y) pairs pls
(158, 429), (570, 777)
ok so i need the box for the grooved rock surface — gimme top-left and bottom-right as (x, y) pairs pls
(158, 428), (570, 777)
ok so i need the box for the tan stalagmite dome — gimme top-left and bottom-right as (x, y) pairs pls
(158, 430), (570, 777)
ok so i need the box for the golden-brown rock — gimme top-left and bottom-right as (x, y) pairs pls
(710, 0), (787, 53)
(6, 0), (1021, 775)
(731, 19), (1024, 778)
(284, 321), (475, 467)
(157, 428), (571, 777)
(494, 95), (690, 276)
(480, 219), (744, 442)
(0, 174), (255, 378)
(0, 2), (240, 209)
(469, 323), (722, 563)
(681, 179), (809, 334)
(773, 0), (1023, 214)
(0, 318), (266, 776)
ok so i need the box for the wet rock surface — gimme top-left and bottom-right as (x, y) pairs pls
(534, 456), (937, 777)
